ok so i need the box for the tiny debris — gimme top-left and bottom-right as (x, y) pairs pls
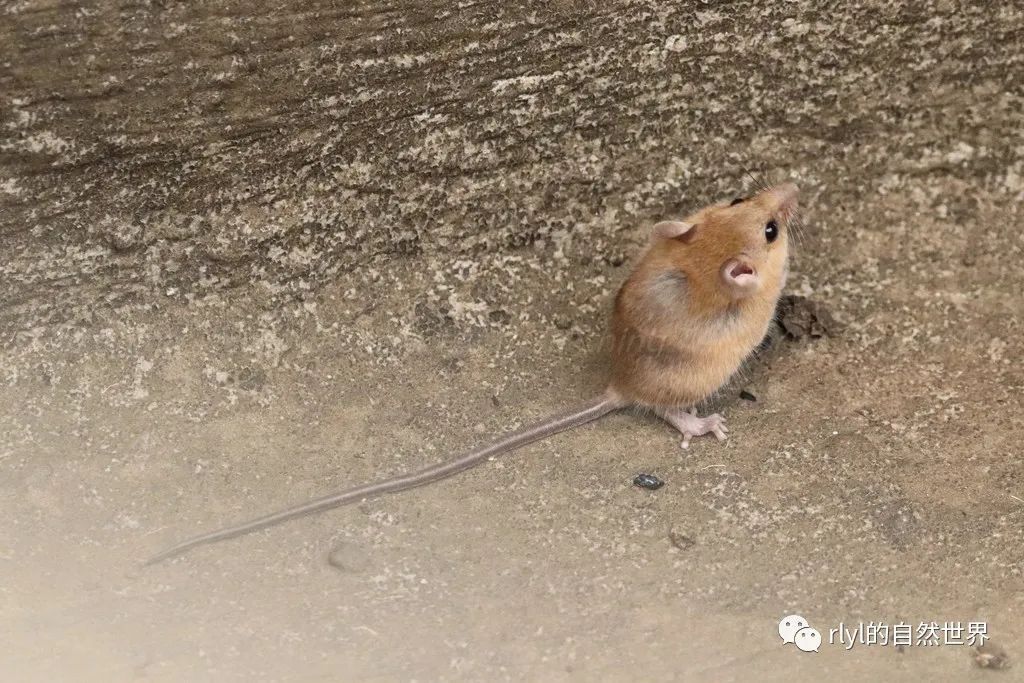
(327, 543), (370, 573)
(668, 531), (696, 550)
(739, 390), (757, 402)
(973, 641), (1010, 670)
(553, 315), (572, 330)
(412, 300), (451, 336)
(633, 473), (664, 490)
(776, 295), (839, 340)
(105, 221), (145, 252)
(488, 309), (511, 325)
(237, 366), (266, 391)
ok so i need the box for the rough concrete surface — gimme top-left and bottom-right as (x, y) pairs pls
(2, 1), (1023, 681)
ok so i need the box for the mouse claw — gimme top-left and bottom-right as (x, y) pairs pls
(660, 409), (729, 448)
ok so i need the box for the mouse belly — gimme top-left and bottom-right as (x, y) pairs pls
(610, 350), (741, 408)
(609, 319), (770, 409)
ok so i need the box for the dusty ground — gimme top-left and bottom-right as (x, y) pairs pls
(2, 1), (1023, 681)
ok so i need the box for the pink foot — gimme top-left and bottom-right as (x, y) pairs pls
(658, 408), (728, 449)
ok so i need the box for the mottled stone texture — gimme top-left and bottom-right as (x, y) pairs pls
(2, 1), (1020, 334)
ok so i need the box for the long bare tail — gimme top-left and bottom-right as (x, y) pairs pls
(146, 393), (621, 564)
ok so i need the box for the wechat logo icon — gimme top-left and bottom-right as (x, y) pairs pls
(779, 614), (821, 653)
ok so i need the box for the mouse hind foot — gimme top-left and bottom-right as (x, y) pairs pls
(657, 408), (728, 449)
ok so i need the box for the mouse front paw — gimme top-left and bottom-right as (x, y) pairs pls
(659, 409), (729, 449)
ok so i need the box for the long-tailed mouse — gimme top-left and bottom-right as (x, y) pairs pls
(147, 182), (799, 564)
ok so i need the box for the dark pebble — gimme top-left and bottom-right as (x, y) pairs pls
(633, 473), (664, 490)
(327, 543), (370, 573)
(488, 309), (512, 325)
(668, 531), (696, 550)
(739, 390), (757, 401)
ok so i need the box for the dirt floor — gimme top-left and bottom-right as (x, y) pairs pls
(2, 1), (1023, 682)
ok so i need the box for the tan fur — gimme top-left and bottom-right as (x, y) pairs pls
(609, 183), (797, 408)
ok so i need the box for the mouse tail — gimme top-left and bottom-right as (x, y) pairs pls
(146, 392), (624, 565)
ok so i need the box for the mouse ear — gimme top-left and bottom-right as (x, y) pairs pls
(653, 221), (697, 242)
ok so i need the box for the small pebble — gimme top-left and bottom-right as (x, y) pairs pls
(488, 309), (511, 325)
(553, 315), (572, 330)
(633, 473), (664, 490)
(327, 543), (370, 573)
(973, 642), (1010, 670)
(668, 531), (696, 550)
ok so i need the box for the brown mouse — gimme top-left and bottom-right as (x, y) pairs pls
(147, 182), (799, 564)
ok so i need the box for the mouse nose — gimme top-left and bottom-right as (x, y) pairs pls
(770, 182), (799, 214)
(772, 182), (799, 198)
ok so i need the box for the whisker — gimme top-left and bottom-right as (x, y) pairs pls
(738, 163), (769, 196)
(788, 208), (807, 254)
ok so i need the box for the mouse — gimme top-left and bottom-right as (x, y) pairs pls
(147, 181), (799, 564)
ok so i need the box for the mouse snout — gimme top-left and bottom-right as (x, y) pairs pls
(769, 182), (800, 217)
(771, 182), (799, 201)
(721, 257), (759, 293)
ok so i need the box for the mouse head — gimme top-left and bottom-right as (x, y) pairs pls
(652, 183), (798, 302)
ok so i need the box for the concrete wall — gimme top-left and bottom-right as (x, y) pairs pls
(2, 1), (1020, 332)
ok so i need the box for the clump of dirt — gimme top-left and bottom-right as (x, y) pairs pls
(776, 295), (840, 340)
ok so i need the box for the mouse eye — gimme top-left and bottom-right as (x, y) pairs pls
(764, 219), (779, 243)
(730, 197), (744, 206)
